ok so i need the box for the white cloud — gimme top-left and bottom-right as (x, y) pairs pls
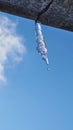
(0, 14), (26, 83)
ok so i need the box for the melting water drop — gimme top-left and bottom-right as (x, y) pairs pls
(35, 22), (49, 65)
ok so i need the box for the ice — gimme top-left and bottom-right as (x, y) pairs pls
(35, 22), (49, 65)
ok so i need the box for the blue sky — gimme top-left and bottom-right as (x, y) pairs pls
(0, 12), (73, 130)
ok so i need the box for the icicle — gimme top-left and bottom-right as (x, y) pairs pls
(35, 22), (49, 65)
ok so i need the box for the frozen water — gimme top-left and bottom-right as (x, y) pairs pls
(35, 22), (49, 65)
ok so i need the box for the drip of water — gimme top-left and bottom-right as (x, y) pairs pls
(35, 22), (49, 65)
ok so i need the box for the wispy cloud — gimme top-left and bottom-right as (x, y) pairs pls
(0, 14), (26, 83)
